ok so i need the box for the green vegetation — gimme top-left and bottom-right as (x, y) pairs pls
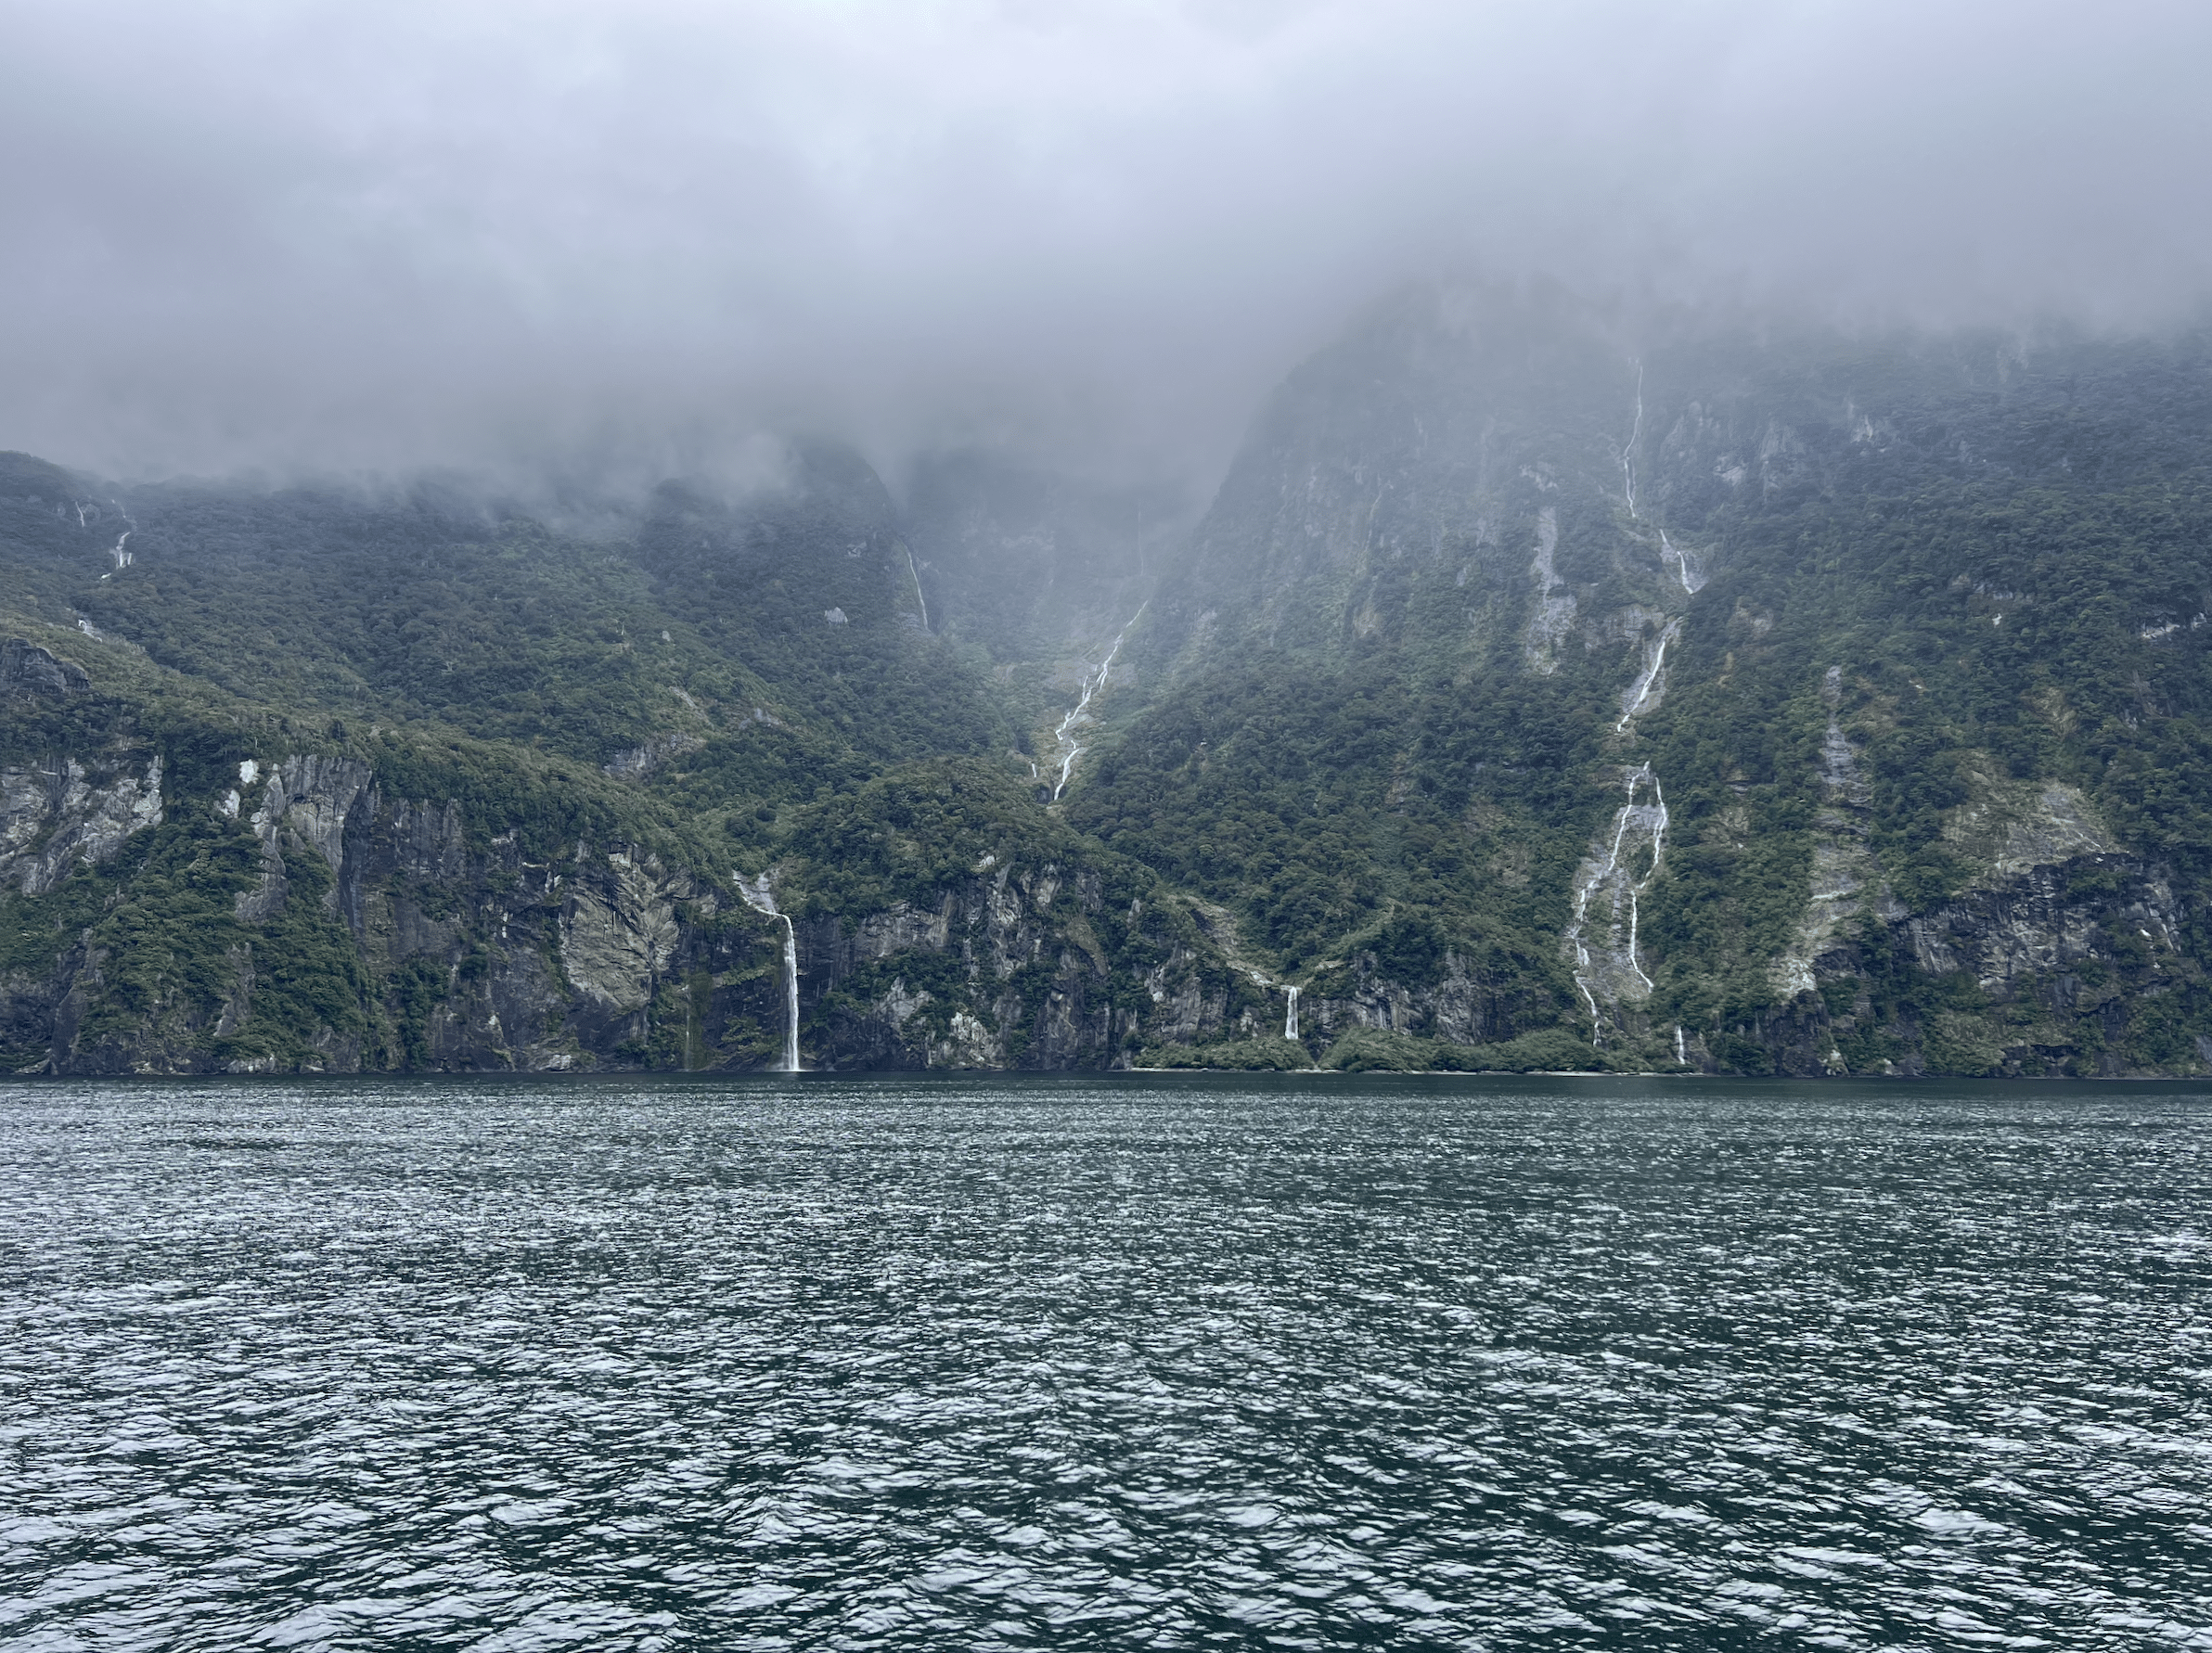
(1139, 1036), (1313, 1070)
(8, 310), (2212, 1074)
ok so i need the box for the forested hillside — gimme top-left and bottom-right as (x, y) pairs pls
(1081, 288), (2212, 1075)
(6, 285), (2212, 1075)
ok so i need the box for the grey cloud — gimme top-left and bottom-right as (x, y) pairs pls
(2, 0), (2208, 488)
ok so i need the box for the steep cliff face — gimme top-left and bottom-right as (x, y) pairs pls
(8, 294), (2212, 1077)
(797, 862), (1234, 1070)
(1292, 951), (1552, 1052)
(0, 709), (1242, 1075)
(1732, 775), (2194, 1078)
(2, 751), (164, 899)
(0, 732), (796, 1075)
(1075, 288), (2212, 1075)
(1139, 281), (1641, 670)
(766, 760), (1244, 1071)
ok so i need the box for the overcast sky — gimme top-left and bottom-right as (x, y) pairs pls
(4, 0), (2209, 490)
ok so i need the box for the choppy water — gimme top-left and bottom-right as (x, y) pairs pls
(3, 1076), (2209, 1650)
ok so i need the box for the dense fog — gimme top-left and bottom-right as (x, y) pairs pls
(4, 0), (2208, 490)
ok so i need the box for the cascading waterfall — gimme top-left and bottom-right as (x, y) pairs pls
(1657, 529), (1704, 596)
(1565, 764), (1670, 1045)
(106, 499), (136, 571)
(1049, 604), (1145, 801)
(1563, 363), (1706, 1048)
(777, 916), (799, 1071)
(1617, 363), (1709, 601)
(1614, 619), (1681, 733)
(735, 874), (801, 1071)
(905, 546), (930, 632)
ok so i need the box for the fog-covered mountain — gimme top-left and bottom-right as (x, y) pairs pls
(6, 285), (2211, 1076)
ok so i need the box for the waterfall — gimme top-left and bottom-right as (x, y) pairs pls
(1049, 603), (1145, 801)
(1614, 619), (1681, 733)
(904, 545), (930, 632)
(1564, 764), (1669, 1045)
(777, 915), (799, 1072)
(105, 498), (137, 572)
(735, 873), (801, 1072)
(1657, 529), (1704, 596)
(1559, 365), (1704, 1054)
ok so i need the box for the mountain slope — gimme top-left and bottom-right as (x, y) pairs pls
(0, 447), (1246, 1074)
(1070, 286), (2212, 1075)
(7, 287), (2212, 1076)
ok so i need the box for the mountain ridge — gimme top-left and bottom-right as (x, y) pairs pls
(6, 286), (2212, 1076)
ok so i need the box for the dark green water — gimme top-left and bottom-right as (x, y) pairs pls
(2, 1075), (2207, 1649)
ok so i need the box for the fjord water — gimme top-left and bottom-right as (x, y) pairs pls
(3, 1079), (2206, 1649)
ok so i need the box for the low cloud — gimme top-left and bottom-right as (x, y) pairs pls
(3, 0), (2207, 489)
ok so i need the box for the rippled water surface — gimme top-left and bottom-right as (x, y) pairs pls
(4, 1076), (2210, 1650)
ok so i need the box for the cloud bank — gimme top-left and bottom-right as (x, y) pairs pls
(4, 0), (2208, 485)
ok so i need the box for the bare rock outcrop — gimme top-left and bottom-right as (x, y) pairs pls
(1, 638), (89, 698)
(0, 754), (162, 896)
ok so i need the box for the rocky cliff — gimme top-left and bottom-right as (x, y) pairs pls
(1075, 286), (2212, 1075)
(0, 650), (1239, 1072)
(8, 288), (2212, 1076)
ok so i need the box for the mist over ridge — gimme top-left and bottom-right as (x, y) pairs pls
(4, 0), (2210, 493)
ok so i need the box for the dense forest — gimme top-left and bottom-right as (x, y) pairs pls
(6, 287), (2212, 1075)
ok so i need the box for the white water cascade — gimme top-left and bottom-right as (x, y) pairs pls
(1560, 365), (1708, 1048)
(1614, 618), (1682, 733)
(735, 874), (801, 1071)
(1245, 969), (1303, 1044)
(1657, 529), (1704, 596)
(905, 546), (930, 632)
(106, 499), (136, 572)
(1618, 364), (1710, 597)
(1564, 764), (1670, 1045)
(1048, 605), (1145, 801)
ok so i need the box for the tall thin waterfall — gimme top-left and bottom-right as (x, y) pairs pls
(904, 545), (930, 632)
(1564, 763), (1670, 1045)
(1284, 984), (1300, 1041)
(1556, 360), (1705, 1049)
(776, 915), (799, 1071)
(1048, 604), (1146, 801)
(736, 873), (801, 1072)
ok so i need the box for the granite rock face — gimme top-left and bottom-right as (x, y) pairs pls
(6, 747), (796, 1075)
(793, 863), (1231, 1070)
(1297, 950), (1554, 1051)
(5, 738), (1240, 1075)
(1, 638), (89, 698)
(0, 753), (163, 898)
